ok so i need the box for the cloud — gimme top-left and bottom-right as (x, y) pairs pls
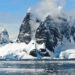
(33, 0), (67, 19)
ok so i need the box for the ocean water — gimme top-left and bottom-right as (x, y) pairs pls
(0, 59), (75, 75)
(0, 72), (48, 75)
(0, 69), (75, 75)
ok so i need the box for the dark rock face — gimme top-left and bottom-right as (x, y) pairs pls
(29, 50), (37, 57)
(58, 17), (71, 42)
(29, 49), (50, 57)
(71, 26), (75, 42)
(17, 12), (32, 44)
(17, 12), (40, 44)
(36, 15), (61, 52)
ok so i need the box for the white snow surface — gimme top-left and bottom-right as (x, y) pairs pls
(60, 49), (75, 59)
(0, 40), (37, 59)
(0, 40), (50, 59)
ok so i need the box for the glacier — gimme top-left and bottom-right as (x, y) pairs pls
(0, 40), (54, 59)
(0, 40), (35, 59)
(60, 49), (75, 59)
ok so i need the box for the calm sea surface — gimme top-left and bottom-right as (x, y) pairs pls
(0, 59), (75, 75)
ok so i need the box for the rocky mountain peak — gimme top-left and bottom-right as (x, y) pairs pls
(0, 27), (9, 45)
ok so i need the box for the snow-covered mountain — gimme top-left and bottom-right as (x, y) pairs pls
(0, 10), (75, 59)
(17, 11), (41, 44)
(0, 27), (10, 46)
(54, 17), (75, 58)
(17, 10), (75, 58)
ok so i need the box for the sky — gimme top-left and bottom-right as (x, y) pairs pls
(0, 0), (75, 40)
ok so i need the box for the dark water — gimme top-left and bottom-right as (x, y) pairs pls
(0, 59), (75, 75)
(0, 72), (47, 75)
(0, 70), (75, 75)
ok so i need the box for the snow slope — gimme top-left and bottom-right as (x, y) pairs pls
(0, 39), (55, 59)
(0, 40), (36, 59)
(59, 49), (75, 59)
(54, 37), (75, 58)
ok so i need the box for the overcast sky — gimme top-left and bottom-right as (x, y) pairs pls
(0, 0), (75, 40)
